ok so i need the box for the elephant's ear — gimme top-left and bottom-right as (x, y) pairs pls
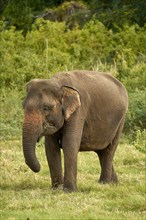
(62, 86), (81, 121)
(26, 79), (41, 92)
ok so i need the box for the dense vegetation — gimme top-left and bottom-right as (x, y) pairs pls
(1, 0), (146, 31)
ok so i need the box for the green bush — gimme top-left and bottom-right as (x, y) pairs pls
(0, 89), (23, 139)
(133, 129), (146, 154)
(124, 90), (146, 132)
(119, 61), (146, 92)
(0, 19), (145, 89)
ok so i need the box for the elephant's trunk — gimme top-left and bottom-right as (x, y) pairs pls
(22, 112), (43, 172)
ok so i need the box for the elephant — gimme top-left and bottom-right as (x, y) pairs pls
(22, 70), (128, 192)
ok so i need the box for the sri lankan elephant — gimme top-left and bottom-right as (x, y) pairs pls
(22, 70), (128, 192)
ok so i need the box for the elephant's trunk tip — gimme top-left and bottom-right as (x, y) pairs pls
(25, 159), (41, 173)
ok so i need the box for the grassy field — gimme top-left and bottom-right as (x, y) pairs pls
(0, 137), (145, 220)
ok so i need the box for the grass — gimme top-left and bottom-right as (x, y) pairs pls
(0, 138), (145, 220)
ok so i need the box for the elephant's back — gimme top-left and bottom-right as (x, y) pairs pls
(53, 70), (128, 111)
(53, 70), (126, 93)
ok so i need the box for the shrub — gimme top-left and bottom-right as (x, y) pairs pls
(115, 59), (146, 92)
(0, 89), (23, 139)
(124, 90), (146, 132)
(0, 19), (145, 89)
(133, 129), (146, 154)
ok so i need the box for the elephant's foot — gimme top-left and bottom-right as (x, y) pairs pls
(52, 177), (64, 190)
(99, 177), (118, 184)
(111, 170), (118, 183)
(63, 180), (77, 193)
(52, 183), (63, 190)
(63, 187), (77, 193)
(99, 171), (118, 184)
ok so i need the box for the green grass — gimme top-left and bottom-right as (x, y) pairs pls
(0, 138), (145, 220)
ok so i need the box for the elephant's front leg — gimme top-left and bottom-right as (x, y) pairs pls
(63, 145), (78, 192)
(62, 118), (83, 192)
(45, 135), (63, 189)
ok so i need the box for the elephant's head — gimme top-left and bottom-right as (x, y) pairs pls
(22, 79), (81, 172)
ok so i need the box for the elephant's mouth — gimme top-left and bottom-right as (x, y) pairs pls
(37, 124), (57, 143)
(43, 123), (57, 135)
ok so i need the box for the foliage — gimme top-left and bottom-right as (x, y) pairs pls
(0, 19), (145, 88)
(90, 0), (146, 28)
(0, 139), (145, 219)
(119, 60), (146, 92)
(133, 129), (146, 154)
(2, 0), (33, 32)
(125, 90), (146, 132)
(0, 89), (23, 140)
(1, 0), (146, 32)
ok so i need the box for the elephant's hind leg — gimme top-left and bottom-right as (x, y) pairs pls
(95, 117), (125, 184)
(96, 149), (118, 184)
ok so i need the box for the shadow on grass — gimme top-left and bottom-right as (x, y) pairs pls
(79, 182), (119, 194)
(1, 178), (51, 191)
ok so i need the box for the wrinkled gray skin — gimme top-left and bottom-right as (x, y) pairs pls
(22, 70), (128, 192)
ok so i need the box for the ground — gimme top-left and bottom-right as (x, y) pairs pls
(0, 138), (145, 220)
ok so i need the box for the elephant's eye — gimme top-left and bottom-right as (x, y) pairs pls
(43, 105), (53, 112)
(43, 106), (49, 111)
